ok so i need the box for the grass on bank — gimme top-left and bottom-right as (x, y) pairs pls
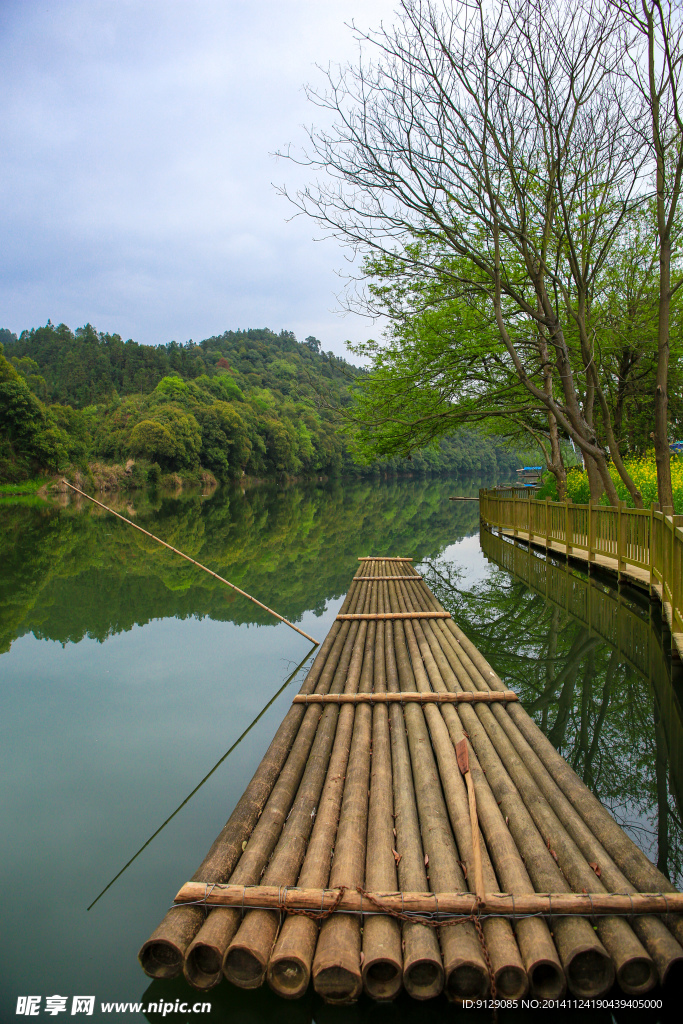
(537, 454), (683, 513)
(0, 477), (50, 496)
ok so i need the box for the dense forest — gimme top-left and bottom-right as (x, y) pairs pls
(0, 322), (526, 484)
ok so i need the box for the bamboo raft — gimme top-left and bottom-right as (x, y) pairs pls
(139, 559), (683, 1002)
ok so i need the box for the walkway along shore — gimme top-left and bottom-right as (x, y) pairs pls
(139, 558), (683, 1003)
(480, 486), (683, 657)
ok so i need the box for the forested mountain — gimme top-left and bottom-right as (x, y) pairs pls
(0, 322), (526, 483)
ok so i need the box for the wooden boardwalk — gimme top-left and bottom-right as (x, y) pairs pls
(140, 559), (683, 1003)
(480, 488), (683, 658)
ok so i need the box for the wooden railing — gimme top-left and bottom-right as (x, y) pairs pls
(479, 487), (683, 650)
(480, 527), (683, 802)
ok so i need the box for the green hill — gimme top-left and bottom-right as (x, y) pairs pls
(0, 322), (526, 483)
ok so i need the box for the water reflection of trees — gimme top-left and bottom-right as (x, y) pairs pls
(0, 476), (483, 654)
(423, 532), (683, 889)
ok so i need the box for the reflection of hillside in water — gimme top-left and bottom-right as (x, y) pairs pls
(0, 476), (484, 654)
(423, 528), (683, 889)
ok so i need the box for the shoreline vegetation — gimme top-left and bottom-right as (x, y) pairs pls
(0, 322), (530, 491)
(538, 454), (683, 513)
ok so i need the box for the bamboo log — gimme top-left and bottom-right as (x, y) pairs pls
(392, 588), (529, 1000)
(266, 586), (373, 999)
(410, 591), (629, 997)
(312, 588), (376, 1003)
(358, 557), (413, 561)
(61, 479), (319, 645)
(139, 582), (359, 979)
(400, 609), (565, 998)
(387, 582), (490, 1001)
(433, 605), (683, 967)
(182, 585), (370, 989)
(426, 639), (616, 996)
(221, 675), (348, 988)
(488, 701), (683, 987)
(388, 580), (526, 1001)
(398, 586), (562, 997)
(175, 885), (683, 917)
(361, 593), (403, 1001)
(353, 576), (423, 581)
(337, 612), (450, 621)
(383, 593), (444, 999)
(291, 691), (518, 705)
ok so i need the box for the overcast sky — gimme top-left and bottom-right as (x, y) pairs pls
(0, 0), (398, 356)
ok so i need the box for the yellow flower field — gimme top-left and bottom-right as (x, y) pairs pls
(563, 453), (683, 512)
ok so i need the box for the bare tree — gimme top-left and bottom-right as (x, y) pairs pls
(609, 0), (683, 507)
(282, 0), (652, 502)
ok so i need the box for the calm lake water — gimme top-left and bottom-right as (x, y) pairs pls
(1, 476), (681, 1023)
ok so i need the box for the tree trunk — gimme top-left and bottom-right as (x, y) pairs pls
(655, 236), (674, 507)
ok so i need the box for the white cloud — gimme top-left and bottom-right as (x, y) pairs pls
(0, 0), (396, 352)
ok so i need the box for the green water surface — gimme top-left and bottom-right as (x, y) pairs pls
(0, 477), (680, 1023)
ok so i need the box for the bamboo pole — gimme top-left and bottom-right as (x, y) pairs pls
(139, 582), (358, 979)
(336, 612), (450, 621)
(394, 585), (560, 999)
(311, 585), (377, 1003)
(441, 613), (683, 952)
(61, 480), (319, 645)
(181, 584), (369, 989)
(291, 691), (518, 705)
(358, 557), (413, 561)
(221, 661), (351, 988)
(486, 700), (683, 987)
(383, 583), (445, 1000)
(388, 579), (529, 1001)
(265, 570), (377, 1000)
(455, 740), (485, 899)
(175, 886), (683, 917)
(462, 690), (656, 994)
(361, 584), (403, 1001)
(402, 609), (566, 999)
(386, 580), (490, 1001)
(353, 576), (423, 581)
(414, 587), (654, 996)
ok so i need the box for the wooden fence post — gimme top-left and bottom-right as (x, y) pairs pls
(617, 500), (624, 581)
(565, 497), (572, 556)
(545, 496), (549, 552)
(669, 512), (683, 657)
(587, 502), (594, 572)
(649, 502), (656, 596)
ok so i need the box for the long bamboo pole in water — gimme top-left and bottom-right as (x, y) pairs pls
(61, 480), (319, 645)
(139, 582), (356, 979)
